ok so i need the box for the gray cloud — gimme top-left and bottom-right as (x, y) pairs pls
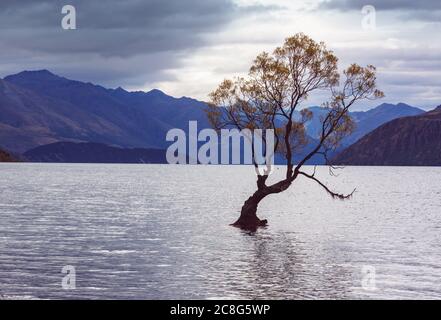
(318, 0), (441, 21)
(0, 0), (278, 87)
(0, 0), (439, 109)
(329, 46), (441, 109)
(319, 0), (441, 11)
(0, 0), (242, 56)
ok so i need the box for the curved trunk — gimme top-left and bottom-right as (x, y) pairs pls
(231, 190), (268, 231)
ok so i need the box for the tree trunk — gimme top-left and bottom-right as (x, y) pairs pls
(232, 190), (268, 231)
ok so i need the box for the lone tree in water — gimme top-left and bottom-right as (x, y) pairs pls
(208, 33), (384, 230)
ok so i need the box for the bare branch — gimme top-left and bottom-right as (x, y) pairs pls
(299, 171), (356, 200)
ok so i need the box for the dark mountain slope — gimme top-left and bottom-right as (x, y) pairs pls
(0, 148), (16, 162)
(0, 78), (143, 152)
(24, 142), (166, 163)
(333, 106), (441, 166)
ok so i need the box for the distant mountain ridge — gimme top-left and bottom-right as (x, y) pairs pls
(301, 102), (424, 146)
(346, 102), (424, 146)
(333, 106), (441, 166)
(0, 70), (427, 164)
(24, 142), (167, 164)
(1, 70), (209, 153)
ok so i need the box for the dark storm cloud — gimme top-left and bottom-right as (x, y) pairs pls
(0, 0), (278, 87)
(0, 0), (236, 28)
(0, 0), (247, 56)
(318, 0), (441, 21)
(319, 0), (441, 11)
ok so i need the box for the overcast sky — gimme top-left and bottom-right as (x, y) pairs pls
(0, 0), (440, 110)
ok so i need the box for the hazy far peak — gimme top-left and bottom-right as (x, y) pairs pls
(371, 102), (421, 111)
(3, 69), (66, 85)
(304, 102), (422, 113)
(432, 105), (441, 112)
(5, 69), (57, 78)
(146, 88), (166, 95)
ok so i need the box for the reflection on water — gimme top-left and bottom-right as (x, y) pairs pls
(235, 231), (353, 299)
(0, 164), (440, 299)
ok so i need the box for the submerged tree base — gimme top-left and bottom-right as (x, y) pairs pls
(231, 191), (269, 231)
(231, 216), (268, 231)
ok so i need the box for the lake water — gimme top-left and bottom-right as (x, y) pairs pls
(0, 163), (440, 299)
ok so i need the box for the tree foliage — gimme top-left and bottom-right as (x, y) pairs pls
(208, 33), (383, 207)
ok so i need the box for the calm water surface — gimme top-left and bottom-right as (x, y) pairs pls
(0, 163), (440, 299)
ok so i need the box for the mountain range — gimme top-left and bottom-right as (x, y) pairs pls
(300, 103), (424, 146)
(0, 70), (433, 164)
(0, 70), (209, 153)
